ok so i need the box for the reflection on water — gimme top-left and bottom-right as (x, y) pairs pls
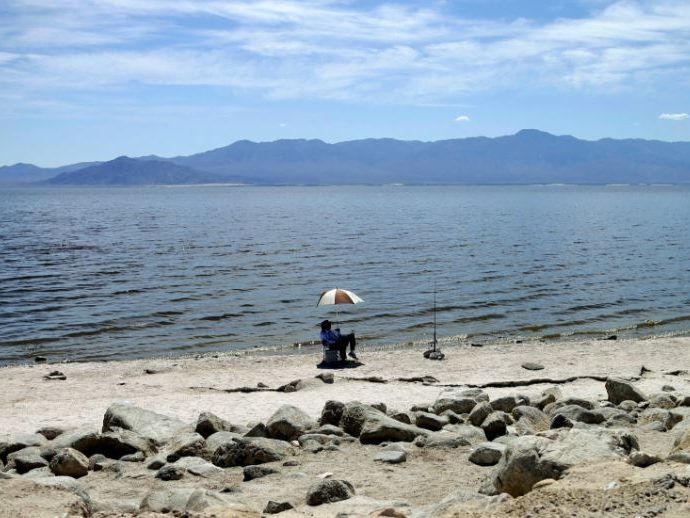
(1, 184), (689, 364)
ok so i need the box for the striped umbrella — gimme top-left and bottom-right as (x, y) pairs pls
(317, 288), (364, 306)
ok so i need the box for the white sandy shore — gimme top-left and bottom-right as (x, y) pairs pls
(2, 336), (689, 440)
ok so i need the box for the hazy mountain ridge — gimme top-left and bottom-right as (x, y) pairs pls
(3, 130), (690, 185)
(46, 157), (227, 186)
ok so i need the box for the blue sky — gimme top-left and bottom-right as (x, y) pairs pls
(1, 0), (689, 166)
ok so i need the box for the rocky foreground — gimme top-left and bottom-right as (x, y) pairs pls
(2, 370), (690, 517)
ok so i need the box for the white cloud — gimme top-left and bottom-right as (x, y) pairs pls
(659, 112), (689, 120)
(1, 0), (690, 106)
(455, 115), (470, 122)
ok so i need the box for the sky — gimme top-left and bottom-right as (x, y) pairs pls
(1, 0), (690, 166)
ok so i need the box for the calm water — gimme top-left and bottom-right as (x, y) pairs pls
(1, 185), (690, 365)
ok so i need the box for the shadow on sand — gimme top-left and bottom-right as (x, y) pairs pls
(316, 359), (364, 370)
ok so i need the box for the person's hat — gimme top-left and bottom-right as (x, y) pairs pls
(319, 319), (331, 329)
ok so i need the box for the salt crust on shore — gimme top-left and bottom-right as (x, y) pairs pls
(2, 336), (689, 439)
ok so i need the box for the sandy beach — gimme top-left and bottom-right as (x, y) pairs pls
(2, 336), (690, 517)
(3, 337), (689, 437)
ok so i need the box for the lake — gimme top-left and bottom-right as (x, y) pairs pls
(1, 185), (689, 365)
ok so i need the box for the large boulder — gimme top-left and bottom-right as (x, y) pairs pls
(431, 389), (481, 415)
(415, 412), (448, 431)
(211, 437), (293, 467)
(481, 412), (508, 441)
(205, 431), (243, 458)
(173, 456), (224, 478)
(469, 402), (493, 427)
(443, 424), (487, 445)
(195, 412), (233, 438)
(319, 400), (346, 426)
(551, 405), (605, 425)
(6, 447), (50, 474)
(340, 402), (427, 444)
(512, 406), (550, 435)
(266, 405), (316, 441)
(487, 429), (636, 496)
(102, 403), (187, 445)
(415, 430), (471, 449)
(49, 448), (89, 478)
(306, 479), (355, 506)
(50, 428), (101, 455)
(96, 429), (155, 458)
(139, 488), (247, 513)
(0, 434), (48, 463)
(491, 396), (521, 413)
(469, 442), (506, 466)
(605, 378), (647, 405)
(164, 432), (206, 462)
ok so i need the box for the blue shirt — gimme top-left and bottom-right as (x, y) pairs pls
(320, 329), (341, 345)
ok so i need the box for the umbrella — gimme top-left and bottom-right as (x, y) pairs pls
(317, 288), (364, 306)
(317, 288), (364, 325)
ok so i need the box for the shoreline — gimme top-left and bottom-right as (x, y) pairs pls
(3, 336), (689, 439)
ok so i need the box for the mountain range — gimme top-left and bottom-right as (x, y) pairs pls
(2, 130), (690, 186)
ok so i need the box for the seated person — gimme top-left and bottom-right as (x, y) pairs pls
(320, 319), (357, 361)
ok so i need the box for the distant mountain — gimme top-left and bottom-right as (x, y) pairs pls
(167, 130), (690, 184)
(46, 156), (227, 185)
(0, 161), (101, 184)
(4, 130), (690, 186)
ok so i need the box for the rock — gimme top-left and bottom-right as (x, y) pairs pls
(679, 395), (690, 407)
(638, 408), (682, 431)
(415, 412), (448, 431)
(310, 424), (346, 436)
(243, 464), (279, 481)
(628, 451), (661, 467)
(36, 426), (65, 441)
(410, 403), (432, 412)
(205, 431), (243, 456)
(391, 412), (412, 425)
(34, 356), (47, 363)
(618, 400), (638, 412)
(649, 393), (677, 409)
(155, 464), (185, 481)
(358, 409), (428, 444)
(522, 362), (544, 371)
(443, 424), (487, 444)
(266, 405), (316, 441)
(211, 437), (293, 467)
(414, 430), (470, 449)
(552, 405), (605, 425)
(120, 451), (144, 462)
(605, 377), (647, 405)
(531, 387), (562, 410)
(431, 390), (480, 415)
(297, 433), (345, 448)
(164, 432), (205, 462)
(49, 448), (89, 478)
(668, 452), (690, 464)
(0, 434), (48, 463)
(469, 442), (506, 466)
(43, 370), (66, 380)
(424, 350), (445, 360)
(440, 410), (463, 424)
(671, 428), (690, 454)
(139, 488), (236, 513)
(550, 414), (574, 429)
(7, 447), (49, 474)
(662, 385), (676, 392)
(96, 429), (155, 458)
(544, 397), (596, 415)
(512, 406), (550, 435)
(33, 475), (91, 506)
(264, 500), (295, 514)
(102, 403), (187, 446)
(371, 402), (388, 414)
(89, 454), (109, 471)
(481, 412), (507, 441)
(491, 396), (520, 414)
(487, 429), (633, 496)
(244, 422), (268, 438)
(469, 402), (493, 427)
(173, 456), (224, 478)
(316, 372), (335, 384)
(195, 412), (232, 438)
(49, 428), (100, 455)
(319, 400), (346, 426)
(374, 451), (407, 464)
(306, 479), (355, 506)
